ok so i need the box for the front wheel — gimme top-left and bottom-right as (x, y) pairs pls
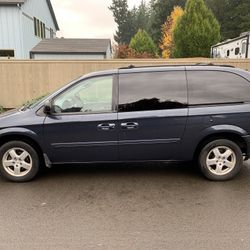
(199, 139), (243, 181)
(0, 141), (40, 182)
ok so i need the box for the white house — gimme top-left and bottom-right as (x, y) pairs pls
(30, 38), (113, 59)
(0, 0), (59, 59)
(211, 32), (250, 59)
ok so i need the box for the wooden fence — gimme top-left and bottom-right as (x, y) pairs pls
(0, 58), (250, 108)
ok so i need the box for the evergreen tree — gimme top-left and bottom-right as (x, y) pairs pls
(206, 0), (250, 40)
(135, 1), (151, 32)
(237, 0), (250, 33)
(109, 0), (152, 44)
(129, 29), (158, 56)
(173, 0), (220, 57)
(109, 0), (132, 44)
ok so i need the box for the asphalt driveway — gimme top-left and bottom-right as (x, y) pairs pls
(1, 161), (250, 250)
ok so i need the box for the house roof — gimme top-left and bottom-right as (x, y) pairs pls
(46, 0), (59, 31)
(31, 39), (112, 54)
(0, 0), (59, 31)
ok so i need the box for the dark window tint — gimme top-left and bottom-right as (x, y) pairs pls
(0, 50), (14, 58)
(34, 17), (45, 38)
(34, 17), (37, 36)
(119, 71), (187, 112)
(227, 50), (230, 57)
(188, 71), (250, 105)
(235, 47), (240, 55)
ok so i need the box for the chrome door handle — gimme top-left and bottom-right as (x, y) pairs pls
(97, 123), (116, 131)
(121, 122), (139, 130)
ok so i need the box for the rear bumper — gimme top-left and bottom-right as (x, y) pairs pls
(243, 135), (250, 159)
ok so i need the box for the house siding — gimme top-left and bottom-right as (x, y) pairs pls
(21, 13), (41, 58)
(21, 0), (57, 58)
(33, 53), (105, 60)
(0, 0), (58, 59)
(21, 0), (56, 32)
(0, 6), (24, 58)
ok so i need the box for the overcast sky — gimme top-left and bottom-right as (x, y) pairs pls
(51, 0), (149, 40)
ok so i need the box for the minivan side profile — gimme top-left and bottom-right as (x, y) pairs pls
(0, 64), (250, 182)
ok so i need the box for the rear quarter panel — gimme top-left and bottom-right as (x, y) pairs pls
(179, 104), (250, 161)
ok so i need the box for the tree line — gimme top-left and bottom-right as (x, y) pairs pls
(109, 0), (250, 58)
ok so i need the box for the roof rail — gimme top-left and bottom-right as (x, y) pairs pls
(215, 64), (235, 68)
(118, 63), (235, 70)
(119, 64), (135, 69)
(195, 63), (235, 68)
(119, 64), (188, 70)
(195, 63), (214, 66)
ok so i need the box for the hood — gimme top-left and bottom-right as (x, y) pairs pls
(0, 109), (19, 118)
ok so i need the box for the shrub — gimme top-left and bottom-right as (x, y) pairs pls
(0, 106), (4, 114)
(113, 43), (158, 58)
(113, 44), (136, 58)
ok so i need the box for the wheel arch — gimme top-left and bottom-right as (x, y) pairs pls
(0, 133), (45, 165)
(194, 132), (247, 161)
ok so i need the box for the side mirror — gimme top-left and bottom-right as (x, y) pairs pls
(43, 100), (52, 114)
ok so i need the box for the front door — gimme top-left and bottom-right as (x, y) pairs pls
(117, 69), (188, 161)
(43, 75), (118, 164)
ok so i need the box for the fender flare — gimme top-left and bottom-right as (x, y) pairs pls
(200, 125), (248, 138)
(0, 127), (40, 141)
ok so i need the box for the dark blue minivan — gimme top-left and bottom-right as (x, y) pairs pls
(1, 65), (250, 182)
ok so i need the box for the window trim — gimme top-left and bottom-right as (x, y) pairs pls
(188, 101), (246, 108)
(49, 74), (118, 116)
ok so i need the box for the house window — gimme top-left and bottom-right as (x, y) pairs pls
(0, 50), (15, 58)
(50, 28), (54, 38)
(242, 42), (247, 54)
(227, 50), (230, 57)
(36, 18), (40, 36)
(235, 47), (240, 55)
(34, 17), (37, 36)
(34, 17), (46, 39)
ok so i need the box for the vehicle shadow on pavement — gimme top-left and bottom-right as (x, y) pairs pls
(40, 161), (200, 180)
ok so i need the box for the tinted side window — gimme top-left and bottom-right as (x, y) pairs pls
(119, 71), (187, 112)
(187, 71), (250, 105)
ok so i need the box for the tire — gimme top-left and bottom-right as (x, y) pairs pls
(198, 139), (243, 181)
(0, 141), (40, 182)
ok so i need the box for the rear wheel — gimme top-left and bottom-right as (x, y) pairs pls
(0, 141), (40, 182)
(199, 139), (243, 181)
